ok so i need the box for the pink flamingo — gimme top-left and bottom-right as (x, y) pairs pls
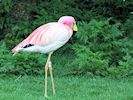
(12, 16), (78, 97)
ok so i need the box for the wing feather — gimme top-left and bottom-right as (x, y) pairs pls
(12, 23), (51, 53)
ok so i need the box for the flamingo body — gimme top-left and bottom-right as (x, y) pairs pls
(12, 22), (73, 54)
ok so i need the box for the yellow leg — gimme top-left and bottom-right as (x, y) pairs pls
(44, 61), (48, 97)
(44, 52), (53, 97)
(49, 64), (55, 95)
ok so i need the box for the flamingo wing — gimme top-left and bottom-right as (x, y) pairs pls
(12, 22), (72, 54)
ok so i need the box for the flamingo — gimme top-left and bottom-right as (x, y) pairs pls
(12, 16), (78, 97)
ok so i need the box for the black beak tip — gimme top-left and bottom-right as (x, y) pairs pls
(73, 31), (77, 34)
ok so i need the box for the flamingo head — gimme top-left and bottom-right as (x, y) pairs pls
(58, 16), (78, 32)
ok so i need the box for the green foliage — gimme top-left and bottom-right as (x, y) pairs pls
(122, 19), (133, 38)
(0, 0), (13, 40)
(0, 0), (13, 13)
(0, 43), (46, 75)
(75, 0), (132, 19)
(71, 19), (133, 77)
(108, 55), (133, 78)
(71, 44), (108, 76)
(0, 0), (132, 78)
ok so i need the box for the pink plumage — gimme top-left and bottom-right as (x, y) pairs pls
(12, 16), (77, 54)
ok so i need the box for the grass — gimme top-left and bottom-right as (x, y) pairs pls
(0, 75), (133, 100)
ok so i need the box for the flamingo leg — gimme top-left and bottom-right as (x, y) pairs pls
(44, 53), (52, 97)
(49, 61), (55, 95)
(44, 59), (48, 97)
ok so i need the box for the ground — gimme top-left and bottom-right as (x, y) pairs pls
(0, 76), (133, 100)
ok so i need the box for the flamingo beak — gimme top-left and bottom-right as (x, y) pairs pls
(73, 23), (78, 32)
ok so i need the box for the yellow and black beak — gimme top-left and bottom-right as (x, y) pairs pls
(72, 23), (78, 32)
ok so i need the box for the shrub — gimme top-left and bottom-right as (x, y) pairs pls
(70, 18), (133, 77)
(0, 0), (132, 78)
(0, 43), (46, 75)
(71, 44), (108, 76)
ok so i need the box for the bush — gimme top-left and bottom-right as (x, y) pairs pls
(71, 44), (108, 76)
(70, 18), (133, 77)
(0, 0), (132, 78)
(0, 43), (46, 75)
(1, 18), (133, 78)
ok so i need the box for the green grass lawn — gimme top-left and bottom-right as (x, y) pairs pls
(0, 76), (133, 100)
